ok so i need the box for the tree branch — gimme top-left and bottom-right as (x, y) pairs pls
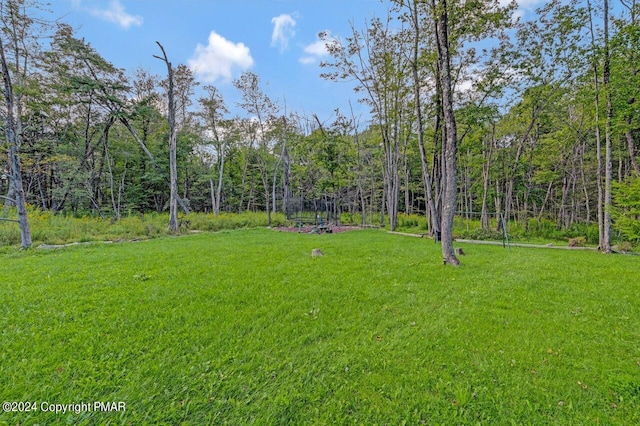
(0, 218), (19, 222)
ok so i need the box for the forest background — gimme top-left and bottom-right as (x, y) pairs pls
(1, 0), (639, 251)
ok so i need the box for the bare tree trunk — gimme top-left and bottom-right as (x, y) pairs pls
(271, 159), (281, 216)
(587, 0), (606, 249)
(602, 0), (612, 253)
(405, 169), (411, 214)
(432, 97), (444, 234)
(432, 0), (459, 265)
(0, 36), (31, 248)
(579, 139), (591, 222)
(117, 162), (127, 219)
(210, 179), (217, 215)
(282, 145), (290, 214)
(481, 125), (495, 230)
(4, 167), (15, 208)
(347, 103), (367, 226)
(384, 132), (401, 231)
(380, 178), (386, 227)
(409, 9), (440, 235)
(155, 42), (179, 233)
(559, 173), (569, 230)
(106, 152), (119, 219)
(258, 160), (271, 226)
(238, 153), (249, 213)
(271, 136), (287, 217)
(215, 150), (225, 215)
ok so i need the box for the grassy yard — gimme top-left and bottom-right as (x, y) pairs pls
(0, 229), (638, 424)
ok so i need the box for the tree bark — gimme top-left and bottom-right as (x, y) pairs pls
(602, 0), (612, 253)
(271, 121), (287, 218)
(432, 0), (459, 265)
(409, 0), (440, 236)
(155, 42), (179, 233)
(0, 36), (31, 248)
(587, 0), (606, 249)
(210, 179), (217, 215)
(215, 149), (225, 216)
(481, 125), (495, 230)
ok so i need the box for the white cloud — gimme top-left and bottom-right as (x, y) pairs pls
(299, 31), (334, 65)
(85, 0), (143, 29)
(499, 0), (546, 20)
(516, 0), (546, 7)
(457, 79), (474, 93)
(271, 14), (297, 52)
(299, 56), (316, 65)
(498, 0), (545, 7)
(188, 31), (254, 83)
(304, 39), (329, 57)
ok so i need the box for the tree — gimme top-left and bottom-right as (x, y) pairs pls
(161, 64), (198, 131)
(321, 15), (411, 230)
(196, 85), (229, 216)
(0, 0), (42, 248)
(0, 36), (31, 247)
(611, 175), (640, 244)
(154, 42), (179, 233)
(234, 71), (279, 225)
(42, 23), (129, 215)
(602, 0), (613, 253)
(401, 0), (440, 236)
(431, 0), (459, 265)
(610, 5), (640, 176)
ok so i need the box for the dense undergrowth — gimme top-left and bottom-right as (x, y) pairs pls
(384, 213), (631, 248)
(0, 208), (634, 250)
(0, 209), (286, 248)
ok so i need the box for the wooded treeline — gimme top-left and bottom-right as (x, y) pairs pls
(2, 0), (639, 250)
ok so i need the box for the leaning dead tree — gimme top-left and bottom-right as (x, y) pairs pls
(0, 36), (31, 248)
(154, 42), (179, 233)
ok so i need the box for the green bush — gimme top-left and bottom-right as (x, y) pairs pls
(612, 177), (640, 243)
(527, 218), (559, 240)
(455, 227), (504, 241)
(397, 213), (420, 229)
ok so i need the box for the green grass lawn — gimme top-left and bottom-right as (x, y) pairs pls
(1, 229), (638, 425)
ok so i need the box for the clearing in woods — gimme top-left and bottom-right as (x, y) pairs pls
(0, 228), (638, 424)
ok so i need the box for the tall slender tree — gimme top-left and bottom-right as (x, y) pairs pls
(431, 0), (459, 265)
(154, 42), (179, 233)
(197, 85), (229, 216)
(321, 15), (411, 231)
(0, 0), (43, 247)
(0, 36), (31, 247)
(234, 71), (279, 225)
(404, 0), (441, 237)
(602, 0), (613, 253)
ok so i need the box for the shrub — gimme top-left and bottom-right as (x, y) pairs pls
(612, 177), (640, 244)
(1, 209), (287, 248)
(455, 227), (504, 241)
(568, 236), (586, 247)
(614, 241), (634, 253)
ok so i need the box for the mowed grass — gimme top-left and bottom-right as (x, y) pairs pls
(0, 229), (638, 425)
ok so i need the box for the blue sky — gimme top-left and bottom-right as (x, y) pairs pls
(47, 0), (396, 122)
(48, 0), (547, 122)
